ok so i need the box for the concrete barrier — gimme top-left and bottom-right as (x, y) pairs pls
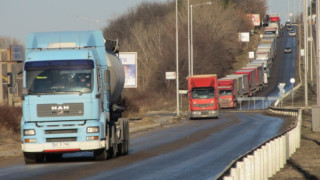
(217, 108), (301, 180)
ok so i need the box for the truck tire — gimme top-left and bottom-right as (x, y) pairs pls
(118, 118), (129, 156)
(108, 121), (118, 158)
(124, 118), (129, 155)
(94, 149), (107, 161)
(24, 152), (44, 164)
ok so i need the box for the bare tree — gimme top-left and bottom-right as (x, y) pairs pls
(103, 0), (266, 111)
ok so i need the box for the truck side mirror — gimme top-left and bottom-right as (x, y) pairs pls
(7, 73), (16, 94)
(104, 70), (111, 91)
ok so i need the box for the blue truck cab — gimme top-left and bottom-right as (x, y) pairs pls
(21, 31), (129, 163)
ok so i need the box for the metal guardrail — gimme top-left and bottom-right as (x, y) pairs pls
(216, 75), (303, 180)
(237, 97), (280, 110)
(216, 107), (301, 180)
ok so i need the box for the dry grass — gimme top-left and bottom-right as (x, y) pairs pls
(0, 106), (21, 155)
(0, 106), (21, 133)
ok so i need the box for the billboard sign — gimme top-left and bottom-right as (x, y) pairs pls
(166, 72), (176, 80)
(119, 52), (137, 88)
(238, 32), (250, 42)
(247, 14), (261, 26)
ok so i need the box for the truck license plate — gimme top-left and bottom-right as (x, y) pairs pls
(52, 142), (70, 148)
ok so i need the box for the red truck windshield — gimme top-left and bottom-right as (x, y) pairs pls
(219, 90), (232, 95)
(191, 87), (215, 99)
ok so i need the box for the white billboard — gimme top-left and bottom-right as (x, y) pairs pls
(238, 32), (250, 42)
(166, 72), (176, 80)
(119, 52), (137, 88)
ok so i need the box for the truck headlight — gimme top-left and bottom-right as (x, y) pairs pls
(192, 111), (201, 115)
(87, 126), (99, 133)
(24, 129), (35, 136)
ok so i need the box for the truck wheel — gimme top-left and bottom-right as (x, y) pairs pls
(94, 149), (107, 161)
(118, 118), (129, 156)
(108, 122), (118, 158)
(24, 152), (44, 164)
(124, 118), (129, 155)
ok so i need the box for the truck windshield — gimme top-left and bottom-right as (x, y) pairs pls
(192, 88), (215, 99)
(264, 31), (275, 35)
(219, 90), (232, 95)
(25, 60), (94, 94)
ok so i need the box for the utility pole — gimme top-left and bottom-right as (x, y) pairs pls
(310, 0), (314, 86)
(304, 0), (309, 108)
(188, 0), (191, 76)
(312, 0), (320, 132)
(317, 0), (320, 105)
(175, 0), (180, 116)
(0, 50), (4, 106)
(288, 0), (290, 22)
(293, 0), (296, 23)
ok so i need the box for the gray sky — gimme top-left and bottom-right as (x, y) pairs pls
(267, 0), (306, 24)
(0, 0), (302, 44)
(0, 0), (169, 43)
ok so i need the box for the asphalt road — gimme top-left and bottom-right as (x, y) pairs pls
(0, 111), (288, 180)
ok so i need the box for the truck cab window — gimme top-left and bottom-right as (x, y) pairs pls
(25, 60), (94, 94)
(192, 87), (215, 99)
(219, 90), (232, 95)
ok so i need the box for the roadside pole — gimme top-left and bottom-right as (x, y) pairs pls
(175, 0), (180, 116)
(312, 0), (320, 132)
(317, 0), (320, 105)
(304, 0), (309, 108)
(0, 49), (6, 106)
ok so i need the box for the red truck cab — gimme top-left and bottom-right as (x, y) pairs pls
(187, 74), (219, 119)
(218, 78), (237, 108)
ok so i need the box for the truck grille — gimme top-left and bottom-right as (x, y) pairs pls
(45, 129), (77, 134)
(194, 103), (214, 108)
(221, 102), (232, 107)
(220, 98), (232, 102)
(37, 103), (84, 117)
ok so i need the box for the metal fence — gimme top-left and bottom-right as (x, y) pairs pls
(237, 97), (281, 110)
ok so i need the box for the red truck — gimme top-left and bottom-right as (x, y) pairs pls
(187, 74), (219, 119)
(218, 78), (238, 108)
(269, 13), (280, 23)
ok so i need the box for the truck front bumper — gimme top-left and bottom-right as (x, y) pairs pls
(21, 140), (106, 153)
(220, 101), (236, 108)
(190, 110), (219, 119)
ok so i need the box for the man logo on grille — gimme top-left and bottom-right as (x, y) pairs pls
(51, 105), (69, 115)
